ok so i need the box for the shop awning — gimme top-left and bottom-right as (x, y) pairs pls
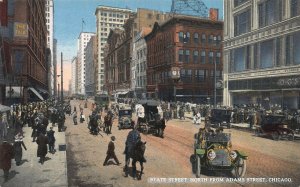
(0, 104), (11, 112)
(37, 87), (49, 95)
(28, 87), (44, 101)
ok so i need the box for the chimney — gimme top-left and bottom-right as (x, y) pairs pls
(209, 8), (219, 21)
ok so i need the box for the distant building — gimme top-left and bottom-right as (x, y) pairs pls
(85, 35), (97, 96)
(95, 5), (132, 93)
(77, 32), (95, 95)
(145, 15), (223, 103)
(223, 0), (300, 109)
(45, 0), (54, 97)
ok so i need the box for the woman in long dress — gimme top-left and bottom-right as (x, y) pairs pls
(13, 132), (27, 166)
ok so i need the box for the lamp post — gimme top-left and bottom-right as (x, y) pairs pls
(171, 67), (180, 103)
(57, 74), (61, 103)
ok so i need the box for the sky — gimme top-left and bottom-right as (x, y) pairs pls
(54, 0), (224, 90)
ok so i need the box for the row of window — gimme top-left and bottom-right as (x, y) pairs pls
(234, 0), (300, 37)
(178, 32), (222, 45)
(100, 12), (128, 19)
(178, 50), (221, 64)
(136, 48), (146, 60)
(149, 69), (222, 84)
(230, 31), (300, 72)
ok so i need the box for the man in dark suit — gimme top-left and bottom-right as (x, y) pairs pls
(103, 136), (120, 166)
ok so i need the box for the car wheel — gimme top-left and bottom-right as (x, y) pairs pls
(287, 133), (294, 141)
(196, 155), (201, 178)
(271, 131), (280, 141)
(232, 157), (247, 178)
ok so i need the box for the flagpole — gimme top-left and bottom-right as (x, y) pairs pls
(81, 18), (83, 32)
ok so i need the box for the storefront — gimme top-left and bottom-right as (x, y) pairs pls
(229, 75), (300, 109)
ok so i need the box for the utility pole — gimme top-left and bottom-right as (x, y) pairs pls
(61, 52), (63, 103)
(214, 60), (217, 108)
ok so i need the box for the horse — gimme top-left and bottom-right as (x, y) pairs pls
(124, 140), (147, 180)
(104, 114), (112, 134)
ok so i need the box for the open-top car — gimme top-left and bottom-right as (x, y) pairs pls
(118, 107), (134, 130)
(136, 99), (166, 138)
(209, 109), (232, 129)
(193, 128), (248, 178)
(255, 114), (294, 141)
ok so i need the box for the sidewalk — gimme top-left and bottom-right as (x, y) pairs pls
(0, 125), (68, 187)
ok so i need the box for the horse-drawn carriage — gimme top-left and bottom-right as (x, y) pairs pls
(193, 128), (248, 178)
(255, 114), (294, 141)
(209, 108), (232, 129)
(136, 99), (166, 138)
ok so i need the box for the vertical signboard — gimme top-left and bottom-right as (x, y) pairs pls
(14, 22), (28, 38)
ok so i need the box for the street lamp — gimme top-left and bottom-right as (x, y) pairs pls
(171, 67), (180, 103)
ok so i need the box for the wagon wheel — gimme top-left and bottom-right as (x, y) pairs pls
(287, 132), (294, 141)
(271, 131), (280, 141)
(232, 158), (247, 178)
(196, 155), (201, 178)
(157, 128), (164, 138)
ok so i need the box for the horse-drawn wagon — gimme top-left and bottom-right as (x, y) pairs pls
(136, 99), (166, 138)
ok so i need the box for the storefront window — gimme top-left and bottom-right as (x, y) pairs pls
(293, 31), (300, 65)
(260, 39), (274, 69)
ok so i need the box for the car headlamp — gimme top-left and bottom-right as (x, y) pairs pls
(207, 149), (216, 160)
(230, 150), (238, 160)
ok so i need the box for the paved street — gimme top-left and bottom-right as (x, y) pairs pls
(0, 125), (68, 187)
(66, 100), (300, 187)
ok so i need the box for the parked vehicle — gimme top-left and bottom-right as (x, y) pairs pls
(209, 109), (232, 129)
(255, 115), (294, 141)
(137, 99), (166, 138)
(193, 128), (248, 178)
(118, 107), (134, 130)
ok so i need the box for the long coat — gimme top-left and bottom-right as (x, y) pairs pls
(0, 142), (14, 171)
(13, 140), (27, 163)
(36, 134), (49, 157)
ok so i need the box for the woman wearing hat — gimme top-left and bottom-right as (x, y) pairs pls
(13, 132), (27, 166)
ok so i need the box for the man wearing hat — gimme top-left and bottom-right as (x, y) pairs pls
(103, 136), (120, 166)
(0, 139), (14, 181)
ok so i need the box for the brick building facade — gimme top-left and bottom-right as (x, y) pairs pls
(1, 0), (48, 104)
(145, 16), (223, 103)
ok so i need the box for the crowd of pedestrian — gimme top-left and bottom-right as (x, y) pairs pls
(0, 100), (66, 182)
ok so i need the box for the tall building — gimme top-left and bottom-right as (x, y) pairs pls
(77, 32), (95, 95)
(223, 0), (300, 109)
(85, 35), (97, 96)
(45, 0), (54, 97)
(131, 28), (152, 98)
(71, 56), (78, 95)
(145, 15), (223, 103)
(95, 5), (132, 93)
(1, 0), (48, 104)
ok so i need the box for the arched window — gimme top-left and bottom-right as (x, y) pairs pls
(201, 34), (206, 44)
(193, 50), (199, 63)
(184, 32), (190, 43)
(201, 50), (206, 63)
(194, 33), (199, 44)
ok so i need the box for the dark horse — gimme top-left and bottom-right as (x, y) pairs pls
(125, 140), (147, 180)
(104, 114), (112, 134)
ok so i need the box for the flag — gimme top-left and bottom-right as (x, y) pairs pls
(82, 19), (86, 25)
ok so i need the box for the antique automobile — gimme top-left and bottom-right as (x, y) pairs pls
(137, 99), (166, 138)
(255, 115), (294, 141)
(94, 94), (109, 108)
(193, 128), (248, 178)
(209, 109), (232, 129)
(118, 107), (134, 130)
